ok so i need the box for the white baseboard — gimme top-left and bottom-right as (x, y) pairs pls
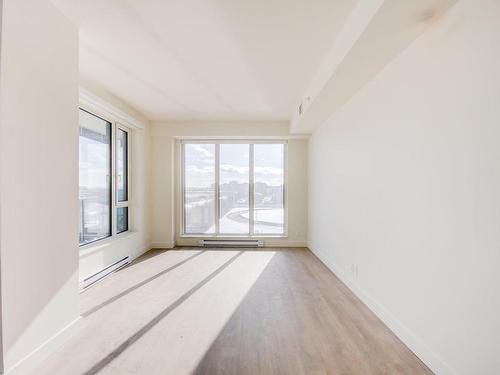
(308, 244), (456, 375)
(130, 242), (157, 260)
(150, 241), (175, 249)
(263, 240), (308, 248)
(5, 317), (81, 375)
(174, 238), (307, 248)
(7, 243), (152, 374)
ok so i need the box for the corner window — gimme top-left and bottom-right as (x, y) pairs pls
(182, 141), (286, 236)
(79, 109), (130, 246)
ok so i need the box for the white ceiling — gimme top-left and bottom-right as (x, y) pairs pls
(53, 0), (357, 122)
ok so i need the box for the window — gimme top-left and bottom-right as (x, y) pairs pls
(116, 128), (128, 202)
(183, 144), (216, 234)
(79, 110), (112, 245)
(182, 141), (286, 236)
(219, 144), (250, 234)
(116, 127), (129, 234)
(253, 143), (285, 234)
(79, 109), (130, 246)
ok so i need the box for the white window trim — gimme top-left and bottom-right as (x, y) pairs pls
(79, 88), (145, 130)
(179, 139), (288, 238)
(79, 106), (132, 249)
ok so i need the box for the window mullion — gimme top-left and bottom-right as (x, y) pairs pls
(111, 122), (117, 237)
(215, 143), (220, 236)
(127, 127), (131, 229)
(249, 143), (254, 236)
(181, 143), (185, 235)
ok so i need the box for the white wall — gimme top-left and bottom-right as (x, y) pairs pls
(0, 0), (79, 371)
(78, 82), (152, 282)
(0, 0), (5, 372)
(150, 121), (308, 248)
(150, 134), (175, 248)
(308, 1), (500, 374)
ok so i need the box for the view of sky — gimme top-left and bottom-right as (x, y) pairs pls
(183, 142), (285, 235)
(79, 110), (111, 191)
(184, 143), (284, 188)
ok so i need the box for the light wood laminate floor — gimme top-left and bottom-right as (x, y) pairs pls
(34, 248), (431, 375)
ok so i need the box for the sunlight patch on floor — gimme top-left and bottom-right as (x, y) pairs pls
(34, 250), (275, 375)
(101, 250), (276, 374)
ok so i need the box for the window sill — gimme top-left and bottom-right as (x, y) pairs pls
(79, 231), (136, 258)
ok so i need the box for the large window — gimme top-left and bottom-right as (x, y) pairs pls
(182, 141), (286, 236)
(79, 109), (130, 246)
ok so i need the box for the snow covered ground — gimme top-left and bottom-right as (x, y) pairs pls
(207, 208), (284, 234)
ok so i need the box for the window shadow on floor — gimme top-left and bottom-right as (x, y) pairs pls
(191, 248), (432, 375)
(82, 251), (244, 375)
(82, 250), (206, 317)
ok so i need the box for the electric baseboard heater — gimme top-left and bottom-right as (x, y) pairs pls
(80, 256), (130, 289)
(198, 239), (264, 247)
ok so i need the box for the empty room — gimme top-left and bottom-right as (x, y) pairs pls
(0, 0), (499, 374)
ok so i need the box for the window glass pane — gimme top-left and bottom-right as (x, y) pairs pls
(117, 207), (128, 234)
(253, 144), (285, 234)
(219, 144), (249, 234)
(79, 109), (111, 245)
(184, 144), (216, 234)
(117, 128), (128, 202)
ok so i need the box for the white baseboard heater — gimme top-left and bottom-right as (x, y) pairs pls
(80, 256), (130, 290)
(198, 239), (264, 247)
